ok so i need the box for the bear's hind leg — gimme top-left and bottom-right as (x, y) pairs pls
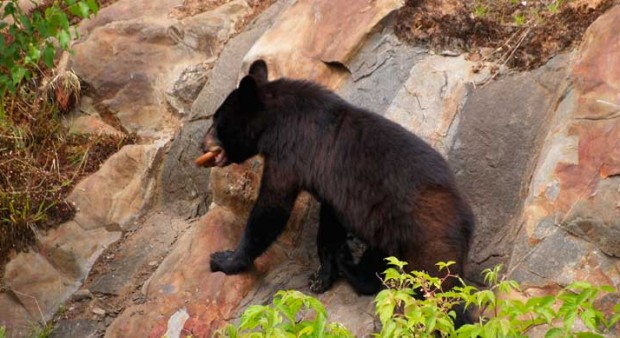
(337, 246), (386, 295)
(310, 203), (348, 293)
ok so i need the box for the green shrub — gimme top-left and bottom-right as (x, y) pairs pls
(377, 259), (620, 337)
(214, 290), (353, 337)
(219, 258), (620, 337)
(0, 0), (98, 96)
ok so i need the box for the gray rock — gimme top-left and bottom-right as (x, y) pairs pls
(166, 63), (210, 116)
(448, 54), (571, 284)
(338, 16), (425, 115)
(71, 289), (93, 301)
(92, 307), (106, 316)
(50, 319), (101, 338)
(562, 177), (620, 257)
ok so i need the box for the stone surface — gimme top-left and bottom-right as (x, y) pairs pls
(65, 96), (124, 137)
(508, 6), (620, 290)
(0, 293), (36, 338)
(40, 221), (120, 281)
(244, 0), (404, 86)
(384, 54), (492, 155)
(338, 20), (424, 115)
(88, 212), (189, 297)
(70, 0), (252, 137)
(67, 114), (124, 137)
(50, 320), (100, 338)
(4, 252), (78, 322)
(106, 206), (287, 337)
(71, 143), (165, 232)
(449, 55), (571, 283)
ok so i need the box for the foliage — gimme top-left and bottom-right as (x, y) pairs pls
(29, 322), (54, 338)
(214, 290), (354, 338)
(0, 0), (132, 268)
(220, 258), (620, 337)
(0, 90), (132, 266)
(471, 0), (573, 26)
(0, 0), (98, 95)
(0, 326), (5, 338)
(376, 258), (620, 337)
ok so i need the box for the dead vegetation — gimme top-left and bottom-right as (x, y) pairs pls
(0, 73), (133, 268)
(395, 0), (616, 70)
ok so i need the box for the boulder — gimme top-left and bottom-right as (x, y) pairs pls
(508, 6), (620, 290)
(70, 0), (252, 136)
(244, 0), (404, 86)
(71, 143), (165, 232)
(449, 55), (571, 283)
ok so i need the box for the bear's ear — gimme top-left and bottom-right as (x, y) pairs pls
(238, 75), (260, 109)
(248, 60), (268, 84)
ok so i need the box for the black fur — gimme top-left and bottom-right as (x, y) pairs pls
(204, 60), (474, 324)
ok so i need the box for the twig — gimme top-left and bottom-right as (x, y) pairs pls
(11, 289), (47, 325)
(480, 27), (531, 87)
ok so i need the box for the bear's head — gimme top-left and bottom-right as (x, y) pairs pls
(202, 60), (269, 167)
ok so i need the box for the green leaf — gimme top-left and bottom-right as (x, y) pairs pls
(385, 256), (407, 270)
(575, 333), (604, 338)
(600, 285), (615, 293)
(568, 281), (593, 291)
(58, 30), (71, 49)
(27, 44), (41, 64)
(68, 2), (91, 18)
(3, 1), (16, 16)
(313, 313), (327, 338)
(580, 308), (598, 330)
(85, 0), (99, 14)
(545, 327), (564, 338)
(42, 44), (56, 68)
(238, 305), (267, 330)
(436, 261), (456, 271)
(11, 67), (27, 85)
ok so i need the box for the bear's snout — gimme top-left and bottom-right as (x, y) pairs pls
(202, 125), (221, 153)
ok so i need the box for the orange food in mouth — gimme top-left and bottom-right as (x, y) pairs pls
(195, 151), (218, 167)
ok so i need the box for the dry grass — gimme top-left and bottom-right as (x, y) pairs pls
(0, 72), (133, 267)
(395, 0), (616, 70)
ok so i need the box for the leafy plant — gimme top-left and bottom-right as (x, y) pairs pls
(375, 258), (620, 337)
(547, 0), (565, 14)
(473, 4), (488, 18)
(214, 290), (353, 337)
(0, 0), (132, 269)
(28, 322), (54, 338)
(0, 0), (99, 95)
(220, 258), (620, 337)
(513, 12), (527, 26)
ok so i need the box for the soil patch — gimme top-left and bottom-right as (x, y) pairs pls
(395, 0), (617, 70)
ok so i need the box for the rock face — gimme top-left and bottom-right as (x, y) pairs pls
(507, 6), (620, 290)
(450, 55), (572, 283)
(70, 0), (252, 137)
(3, 1), (620, 337)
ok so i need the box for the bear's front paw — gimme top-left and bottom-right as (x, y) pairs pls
(309, 268), (335, 294)
(210, 250), (251, 274)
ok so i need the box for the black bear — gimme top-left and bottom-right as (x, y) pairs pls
(202, 60), (474, 322)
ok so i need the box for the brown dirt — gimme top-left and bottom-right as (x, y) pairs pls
(395, 0), (617, 70)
